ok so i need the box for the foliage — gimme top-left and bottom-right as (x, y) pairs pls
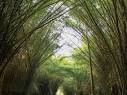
(67, 0), (127, 95)
(0, 0), (127, 95)
(0, 0), (67, 95)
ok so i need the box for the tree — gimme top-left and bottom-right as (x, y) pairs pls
(67, 0), (127, 94)
(0, 0), (67, 94)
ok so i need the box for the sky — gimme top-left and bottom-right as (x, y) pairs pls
(55, 23), (81, 56)
(49, 3), (82, 57)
